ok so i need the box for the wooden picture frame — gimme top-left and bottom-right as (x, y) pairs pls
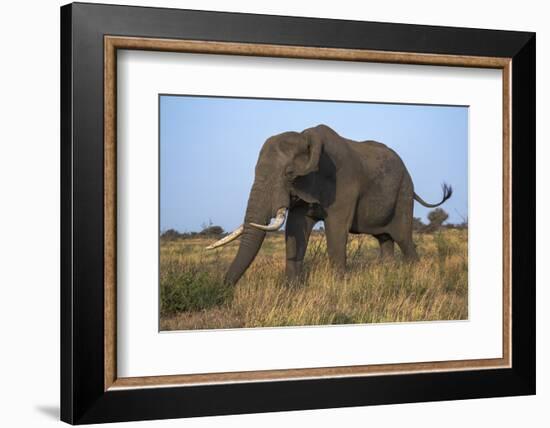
(61, 2), (535, 424)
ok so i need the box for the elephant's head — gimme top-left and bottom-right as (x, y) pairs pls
(207, 128), (324, 285)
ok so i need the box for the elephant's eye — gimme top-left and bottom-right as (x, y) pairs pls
(284, 166), (296, 180)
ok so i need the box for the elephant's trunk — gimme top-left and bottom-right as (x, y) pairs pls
(223, 178), (273, 285)
(223, 225), (266, 285)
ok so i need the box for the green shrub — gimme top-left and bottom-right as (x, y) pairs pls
(330, 312), (354, 325)
(199, 225), (224, 236)
(160, 229), (182, 241)
(424, 208), (449, 233)
(160, 270), (233, 316)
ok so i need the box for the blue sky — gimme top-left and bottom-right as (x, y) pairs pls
(160, 95), (468, 233)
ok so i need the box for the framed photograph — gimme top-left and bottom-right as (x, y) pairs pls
(60, 2), (535, 424)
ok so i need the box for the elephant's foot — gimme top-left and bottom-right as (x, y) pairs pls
(396, 240), (418, 262)
(285, 260), (304, 285)
(377, 237), (395, 260)
(327, 258), (346, 277)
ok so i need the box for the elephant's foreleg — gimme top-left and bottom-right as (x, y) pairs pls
(324, 222), (349, 272)
(285, 206), (316, 281)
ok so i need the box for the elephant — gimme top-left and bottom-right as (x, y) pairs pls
(207, 124), (452, 285)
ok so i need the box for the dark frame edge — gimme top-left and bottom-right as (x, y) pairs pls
(61, 2), (536, 424)
(61, 3), (74, 424)
(510, 33), (536, 394)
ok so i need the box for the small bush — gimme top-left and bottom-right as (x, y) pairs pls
(199, 225), (224, 236)
(160, 229), (200, 241)
(428, 208), (449, 225)
(199, 220), (225, 236)
(160, 229), (182, 241)
(424, 208), (449, 233)
(330, 312), (354, 325)
(160, 270), (233, 316)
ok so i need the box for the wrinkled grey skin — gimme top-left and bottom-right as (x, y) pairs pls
(223, 124), (452, 285)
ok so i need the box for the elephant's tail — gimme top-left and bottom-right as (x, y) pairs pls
(414, 183), (453, 208)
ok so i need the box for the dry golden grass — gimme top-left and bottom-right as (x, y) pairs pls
(160, 229), (468, 331)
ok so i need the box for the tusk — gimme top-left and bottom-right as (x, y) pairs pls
(205, 225), (244, 250)
(250, 207), (287, 231)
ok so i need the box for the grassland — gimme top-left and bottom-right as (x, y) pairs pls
(160, 229), (468, 331)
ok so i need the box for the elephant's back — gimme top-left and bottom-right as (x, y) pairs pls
(350, 139), (398, 158)
(349, 140), (407, 177)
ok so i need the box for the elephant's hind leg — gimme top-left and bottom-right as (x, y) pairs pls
(285, 206), (317, 281)
(389, 174), (418, 261)
(396, 238), (418, 261)
(375, 233), (395, 260)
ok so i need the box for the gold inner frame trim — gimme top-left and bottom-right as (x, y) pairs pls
(104, 35), (512, 391)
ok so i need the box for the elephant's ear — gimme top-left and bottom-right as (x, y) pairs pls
(295, 131), (323, 176)
(290, 132), (324, 204)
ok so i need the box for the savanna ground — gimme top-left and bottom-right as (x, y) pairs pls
(160, 229), (468, 330)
